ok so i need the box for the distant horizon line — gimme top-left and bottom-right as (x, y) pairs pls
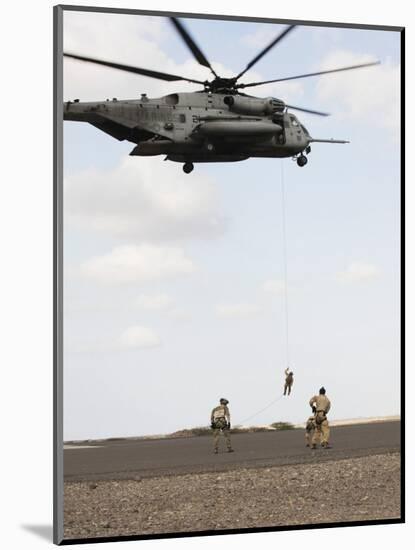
(64, 414), (400, 445)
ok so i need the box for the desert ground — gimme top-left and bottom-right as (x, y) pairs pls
(63, 420), (401, 541)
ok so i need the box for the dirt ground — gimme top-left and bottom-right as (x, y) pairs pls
(63, 451), (400, 540)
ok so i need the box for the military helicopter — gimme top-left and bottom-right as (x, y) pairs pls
(64, 17), (379, 173)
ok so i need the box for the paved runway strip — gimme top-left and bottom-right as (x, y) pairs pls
(64, 420), (400, 482)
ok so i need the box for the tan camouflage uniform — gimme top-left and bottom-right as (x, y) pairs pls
(309, 394), (331, 447)
(284, 368), (294, 395)
(305, 415), (316, 447)
(211, 403), (232, 452)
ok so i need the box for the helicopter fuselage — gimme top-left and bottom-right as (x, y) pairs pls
(64, 91), (312, 166)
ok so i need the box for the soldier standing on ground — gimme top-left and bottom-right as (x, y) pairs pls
(309, 387), (332, 449)
(211, 398), (234, 454)
(284, 368), (294, 396)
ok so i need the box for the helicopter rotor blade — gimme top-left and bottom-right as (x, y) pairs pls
(170, 17), (218, 78)
(235, 25), (296, 80)
(64, 53), (207, 85)
(237, 60), (381, 89)
(286, 104), (330, 116)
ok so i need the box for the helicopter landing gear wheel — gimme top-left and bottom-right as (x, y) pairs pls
(183, 162), (194, 174)
(297, 154), (308, 167)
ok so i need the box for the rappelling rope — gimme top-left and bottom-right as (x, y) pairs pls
(235, 164), (291, 428)
(237, 394), (285, 426)
(280, 160), (290, 368)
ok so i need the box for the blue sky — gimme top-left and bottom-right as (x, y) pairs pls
(62, 10), (401, 440)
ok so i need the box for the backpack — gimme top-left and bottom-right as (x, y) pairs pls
(213, 417), (228, 429)
(212, 406), (228, 429)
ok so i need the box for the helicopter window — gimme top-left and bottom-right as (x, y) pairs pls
(289, 116), (299, 127)
(179, 114), (186, 123)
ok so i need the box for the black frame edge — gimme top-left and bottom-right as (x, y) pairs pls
(57, 3), (404, 32)
(400, 26), (405, 524)
(53, 4), (64, 546)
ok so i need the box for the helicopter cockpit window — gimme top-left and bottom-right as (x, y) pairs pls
(289, 116), (299, 127)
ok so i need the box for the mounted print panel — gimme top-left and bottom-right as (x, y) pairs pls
(54, 5), (403, 545)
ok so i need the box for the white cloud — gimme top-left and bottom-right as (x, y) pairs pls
(80, 244), (196, 285)
(117, 325), (160, 349)
(336, 262), (380, 283)
(65, 157), (226, 242)
(215, 303), (261, 318)
(136, 293), (173, 310)
(262, 278), (286, 294)
(66, 325), (161, 353)
(64, 12), (194, 100)
(315, 50), (400, 133)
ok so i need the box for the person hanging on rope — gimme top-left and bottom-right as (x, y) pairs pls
(210, 398), (234, 454)
(309, 387), (332, 449)
(283, 368), (294, 395)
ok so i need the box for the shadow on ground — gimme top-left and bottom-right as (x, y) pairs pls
(21, 524), (53, 542)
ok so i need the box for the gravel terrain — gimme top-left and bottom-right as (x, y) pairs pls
(63, 451), (400, 540)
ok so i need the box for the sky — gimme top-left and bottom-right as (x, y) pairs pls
(62, 9), (401, 441)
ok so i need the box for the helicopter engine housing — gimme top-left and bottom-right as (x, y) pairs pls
(224, 95), (285, 116)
